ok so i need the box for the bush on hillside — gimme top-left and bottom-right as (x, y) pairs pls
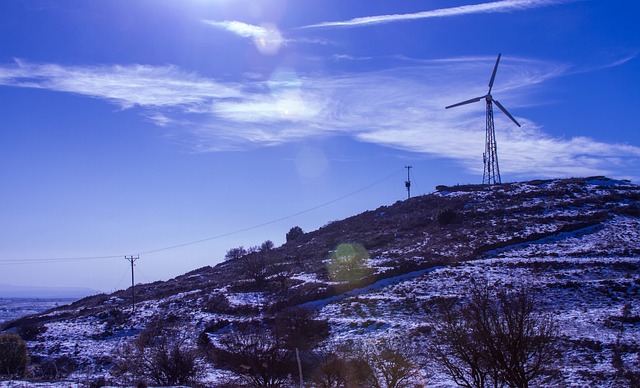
(209, 321), (297, 387)
(0, 333), (30, 378)
(112, 322), (198, 386)
(286, 226), (304, 242)
(436, 207), (458, 226)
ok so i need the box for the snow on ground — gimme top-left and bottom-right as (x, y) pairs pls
(318, 215), (640, 387)
(6, 179), (640, 386)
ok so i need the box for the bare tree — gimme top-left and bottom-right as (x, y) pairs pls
(430, 292), (495, 388)
(431, 283), (558, 388)
(370, 338), (421, 388)
(243, 251), (270, 288)
(210, 322), (296, 387)
(353, 337), (420, 388)
(488, 287), (558, 388)
(260, 240), (275, 252)
(312, 337), (420, 388)
(312, 352), (350, 388)
(225, 246), (247, 261)
(112, 322), (199, 386)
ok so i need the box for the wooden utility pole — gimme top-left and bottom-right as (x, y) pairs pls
(295, 347), (304, 387)
(405, 165), (412, 199)
(125, 255), (139, 313)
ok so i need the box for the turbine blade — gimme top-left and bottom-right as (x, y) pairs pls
(494, 99), (521, 127)
(445, 96), (484, 109)
(488, 53), (501, 93)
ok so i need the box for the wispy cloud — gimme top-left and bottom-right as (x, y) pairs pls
(0, 56), (638, 179)
(0, 59), (240, 108)
(202, 20), (286, 55)
(300, 0), (571, 29)
(202, 20), (270, 40)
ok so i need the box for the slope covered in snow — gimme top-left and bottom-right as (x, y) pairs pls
(1, 176), (639, 387)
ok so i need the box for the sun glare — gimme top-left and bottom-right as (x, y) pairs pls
(254, 23), (284, 55)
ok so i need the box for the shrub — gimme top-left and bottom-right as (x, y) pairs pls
(112, 323), (199, 386)
(36, 355), (79, 380)
(0, 333), (29, 377)
(272, 307), (330, 351)
(286, 226), (304, 242)
(203, 293), (232, 314)
(436, 207), (458, 226)
(210, 322), (296, 387)
(17, 322), (47, 341)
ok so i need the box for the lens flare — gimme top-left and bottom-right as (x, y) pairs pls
(295, 145), (328, 178)
(328, 243), (372, 283)
(267, 68), (319, 121)
(253, 23), (283, 56)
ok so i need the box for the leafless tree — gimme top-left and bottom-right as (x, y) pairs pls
(431, 283), (558, 388)
(312, 352), (351, 388)
(112, 322), (199, 386)
(355, 337), (421, 388)
(312, 337), (420, 388)
(211, 322), (296, 387)
(260, 240), (275, 252)
(242, 251), (271, 288)
(225, 246), (247, 261)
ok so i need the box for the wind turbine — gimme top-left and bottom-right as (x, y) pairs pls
(445, 54), (521, 185)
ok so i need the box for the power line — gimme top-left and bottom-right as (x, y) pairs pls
(137, 167), (402, 256)
(0, 254), (122, 265)
(0, 168), (403, 265)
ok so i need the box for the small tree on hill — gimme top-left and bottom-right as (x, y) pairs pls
(286, 226), (304, 242)
(243, 251), (271, 289)
(225, 246), (247, 261)
(261, 240), (275, 252)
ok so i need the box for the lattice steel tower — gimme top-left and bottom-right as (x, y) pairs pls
(446, 54), (521, 185)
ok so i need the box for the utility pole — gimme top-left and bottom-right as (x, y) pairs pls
(125, 255), (139, 314)
(405, 165), (412, 199)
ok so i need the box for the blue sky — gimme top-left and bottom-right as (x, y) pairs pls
(0, 0), (638, 291)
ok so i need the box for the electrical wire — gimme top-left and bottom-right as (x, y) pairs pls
(0, 168), (403, 265)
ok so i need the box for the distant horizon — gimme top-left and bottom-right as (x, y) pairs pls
(0, 283), (102, 299)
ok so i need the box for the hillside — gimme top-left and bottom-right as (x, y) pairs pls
(2, 176), (640, 387)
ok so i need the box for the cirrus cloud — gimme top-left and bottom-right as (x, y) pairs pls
(0, 55), (638, 179)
